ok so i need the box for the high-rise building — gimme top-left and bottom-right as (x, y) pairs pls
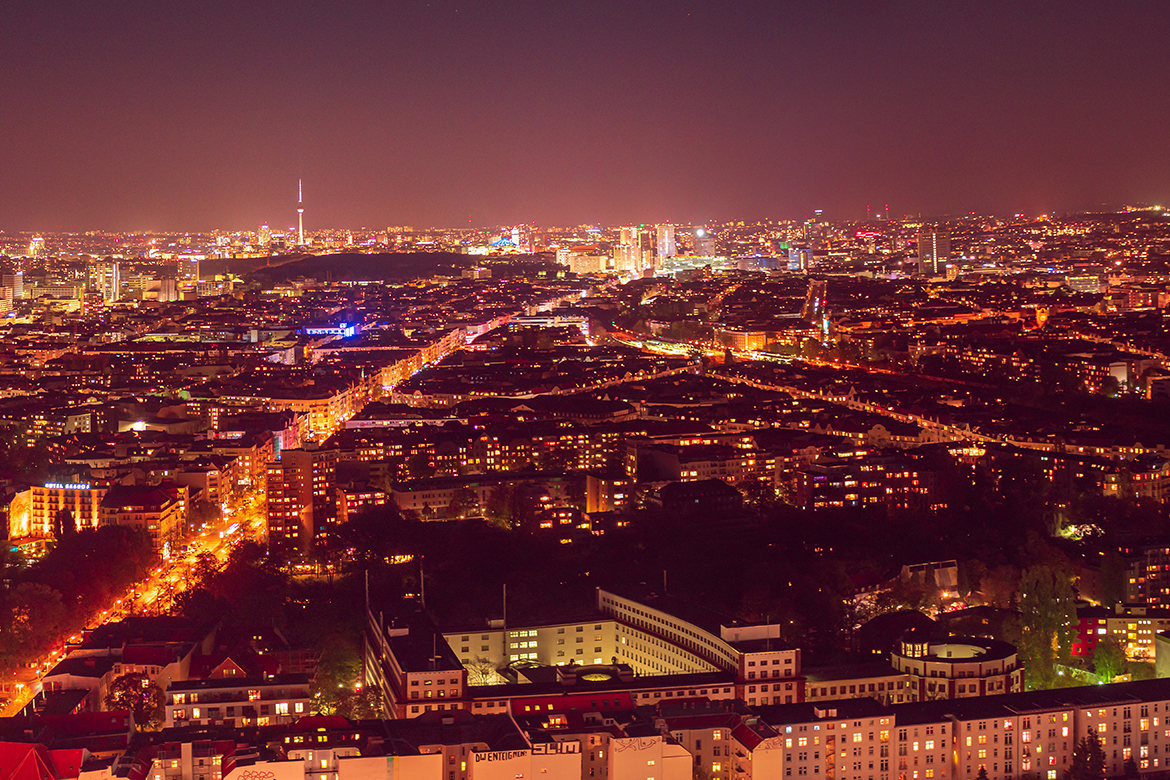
(917, 225), (951, 276)
(788, 245), (814, 272)
(266, 448), (337, 557)
(92, 262), (120, 303)
(692, 227), (716, 256)
(258, 224), (271, 246)
(158, 278), (178, 302)
(616, 227), (638, 272)
(656, 224), (676, 260)
(27, 237), (45, 258)
(184, 258), (200, 283)
(616, 226), (655, 273)
(2, 272), (24, 300)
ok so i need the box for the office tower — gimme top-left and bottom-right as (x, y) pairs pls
(27, 237), (45, 257)
(656, 224), (676, 260)
(179, 258), (200, 283)
(266, 448), (337, 557)
(158, 278), (178, 302)
(94, 262), (120, 303)
(788, 245), (814, 272)
(258, 224), (271, 246)
(615, 226), (655, 273)
(917, 225), (951, 276)
(638, 227), (654, 272)
(619, 226), (638, 250)
(617, 226), (638, 272)
(693, 228), (716, 256)
(2, 272), (24, 300)
(297, 180), (305, 246)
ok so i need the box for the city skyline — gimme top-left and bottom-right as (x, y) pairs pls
(2, 1), (1169, 231)
(6, 1), (1170, 771)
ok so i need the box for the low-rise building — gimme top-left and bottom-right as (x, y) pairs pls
(164, 675), (312, 728)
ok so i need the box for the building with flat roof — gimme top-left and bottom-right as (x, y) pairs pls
(164, 674), (311, 728)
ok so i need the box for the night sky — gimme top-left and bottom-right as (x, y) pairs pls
(3, 0), (1169, 231)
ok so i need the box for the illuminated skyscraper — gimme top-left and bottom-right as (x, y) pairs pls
(297, 180), (305, 246)
(656, 224), (676, 260)
(158, 278), (178, 302)
(617, 226), (654, 273)
(27, 237), (45, 257)
(258, 224), (272, 246)
(2, 272), (24, 300)
(692, 227), (716, 256)
(180, 257), (200, 283)
(94, 262), (120, 303)
(787, 245), (814, 272)
(917, 225), (951, 276)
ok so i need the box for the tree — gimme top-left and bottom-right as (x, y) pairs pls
(407, 452), (435, 480)
(0, 582), (68, 670)
(466, 656), (500, 686)
(105, 672), (165, 729)
(485, 484), (517, 529)
(1123, 758), (1140, 780)
(874, 579), (928, 614)
(312, 636), (363, 715)
(0, 425), (51, 483)
(205, 541), (288, 625)
(188, 500), (221, 533)
(1065, 730), (1106, 780)
(52, 508), (76, 540)
(975, 767), (990, 780)
(336, 687), (383, 719)
(956, 559), (985, 600)
(1091, 637), (1127, 683)
(446, 486), (481, 519)
(172, 587), (227, 625)
(1017, 564), (1077, 690)
(192, 552), (220, 588)
(31, 526), (156, 620)
(1100, 550), (1126, 608)
(979, 565), (1019, 608)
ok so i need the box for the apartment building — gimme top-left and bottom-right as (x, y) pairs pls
(164, 675), (311, 728)
(266, 448), (338, 556)
(1073, 604), (1170, 660)
(100, 484), (186, 552)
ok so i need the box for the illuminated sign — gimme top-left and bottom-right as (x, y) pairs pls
(303, 323), (358, 338)
(533, 742), (579, 754)
(44, 483), (91, 490)
(473, 750), (529, 763)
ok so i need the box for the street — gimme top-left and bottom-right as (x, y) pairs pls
(0, 488), (266, 717)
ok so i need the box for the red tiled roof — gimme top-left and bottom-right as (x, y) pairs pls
(0, 744), (86, 780)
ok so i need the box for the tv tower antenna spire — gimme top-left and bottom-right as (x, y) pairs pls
(297, 179), (305, 246)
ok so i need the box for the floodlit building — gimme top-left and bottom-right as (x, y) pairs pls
(656, 224), (676, 260)
(28, 482), (108, 538)
(917, 225), (951, 276)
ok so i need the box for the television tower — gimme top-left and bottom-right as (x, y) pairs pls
(297, 179), (305, 246)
